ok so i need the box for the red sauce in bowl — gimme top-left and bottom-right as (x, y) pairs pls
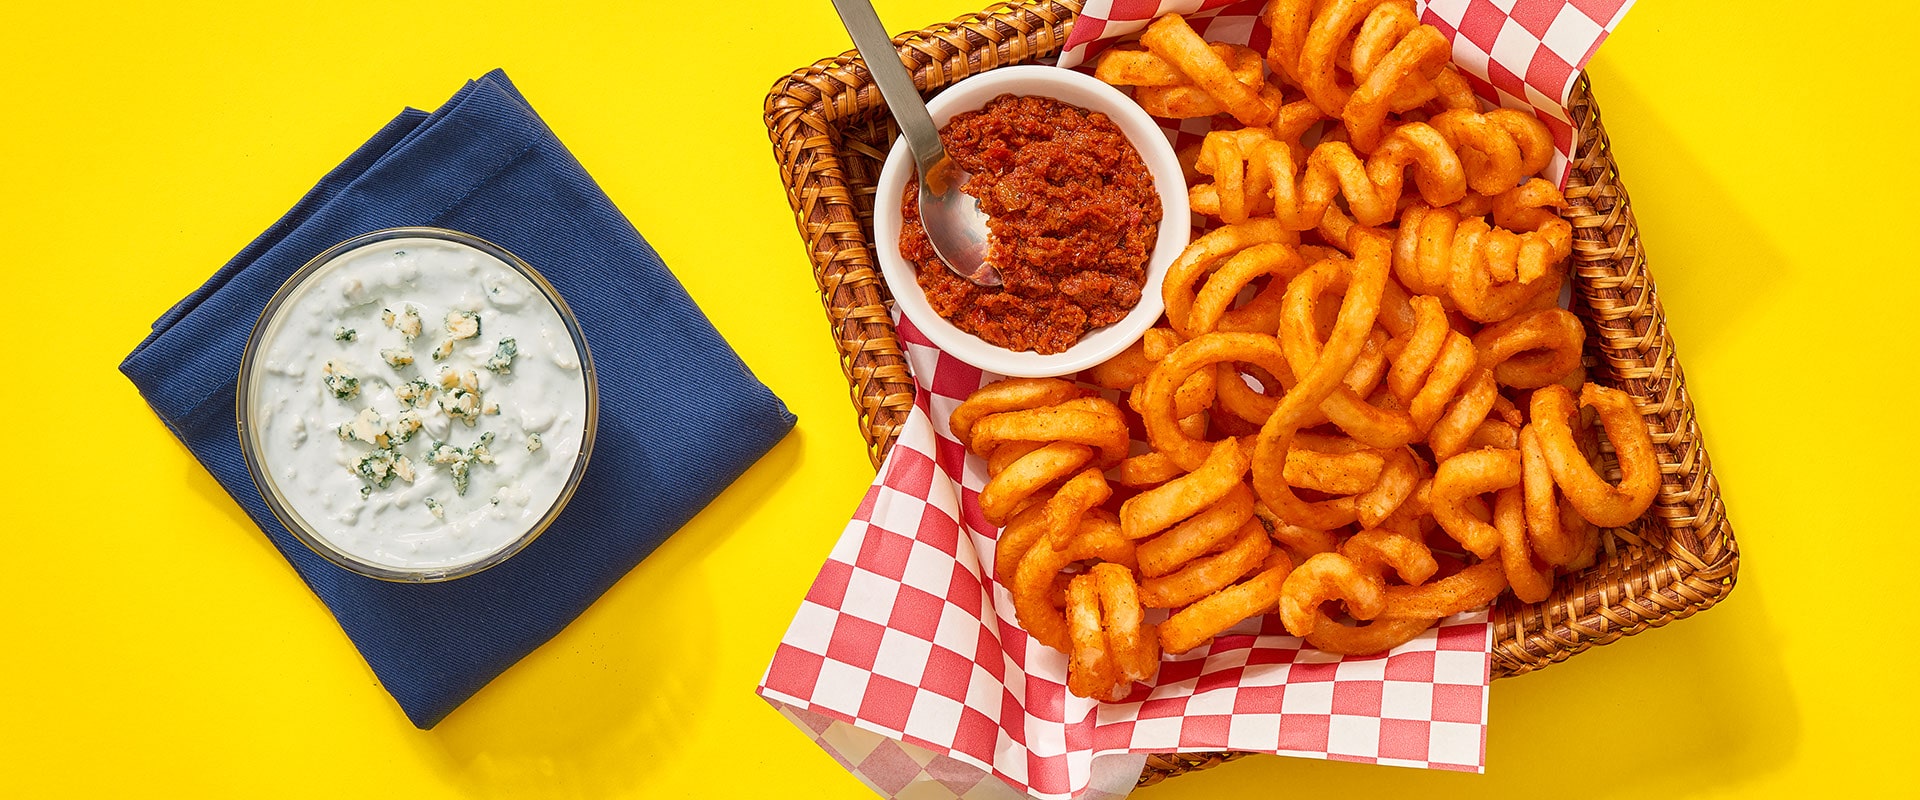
(900, 94), (1161, 355)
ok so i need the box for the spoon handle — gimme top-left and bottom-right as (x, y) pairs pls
(829, 0), (945, 172)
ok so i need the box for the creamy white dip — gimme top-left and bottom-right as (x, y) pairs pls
(248, 236), (589, 574)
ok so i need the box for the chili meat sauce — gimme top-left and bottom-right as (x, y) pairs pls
(901, 94), (1160, 354)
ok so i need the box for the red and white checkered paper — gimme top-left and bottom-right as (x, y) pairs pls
(761, 321), (1493, 799)
(760, 3), (1632, 797)
(1059, 0), (1636, 187)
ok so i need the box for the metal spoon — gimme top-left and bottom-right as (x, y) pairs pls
(830, 0), (1002, 287)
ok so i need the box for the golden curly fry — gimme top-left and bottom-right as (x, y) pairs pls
(1496, 485), (1554, 603)
(950, 378), (1087, 447)
(1181, 243), (1302, 337)
(1012, 512), (1135, 652)
(1120, 439), (1250, 540)
(1431, 108), (1555, 195)
(1065, 573), (1123, 700)
(1519, 425), (1590, 568)
(1136, 483), (1256, 577)
(1190, 123), (1466, 230)
(1431, 447), (1523, 558)
(1066, 564), (1161, 700)
(1279, 552), (1387, 637)
(1159, 556), (1294, 655)
(1139, 14), (1276, 126)
(1142, 333), (1294, 470)
(1304, 614), (1436, 655)
(1473, 307), (1585, 389)
(1428, 368), (1500, 462)
(1252, 237), (1391, 527)
(1141, 518), (1272, 608)
(1355, 445), (1422, 527)
(1380, 560), (1509, 620)
(970, 403), (1130, 467)
(1040, 468), (1114, 553)
(1392, 178), (1568, 311)
(978, 442), (1093, 526)
(1341, 526), (1439, 585)
(1531, 384), (1662, 527)
(1163, 220), (1301, 336)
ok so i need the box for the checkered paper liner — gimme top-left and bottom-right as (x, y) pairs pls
(1058, 0), (1637, 187)
(761, 322), (1494, 800)
(760, 2), (1634, 797)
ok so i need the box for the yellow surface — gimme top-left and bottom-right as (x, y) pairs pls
(2, 0), (1913, 797)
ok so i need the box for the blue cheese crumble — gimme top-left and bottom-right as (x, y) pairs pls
(445, 310), (482, 340)
(382, 305), (424, 340)
(321, 360), (359, 400)
(394, 379), (435, 409)
(485, 337), (518, 374)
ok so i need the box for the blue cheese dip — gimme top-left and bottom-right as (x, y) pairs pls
(247, 235), (590, 575)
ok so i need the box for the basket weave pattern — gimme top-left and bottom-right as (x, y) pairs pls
(764, 0), (1737, 785)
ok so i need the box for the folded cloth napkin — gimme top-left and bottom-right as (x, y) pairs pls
(120, 69), (796, 728)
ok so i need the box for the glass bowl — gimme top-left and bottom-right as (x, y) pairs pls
(236, 227), (597, 582)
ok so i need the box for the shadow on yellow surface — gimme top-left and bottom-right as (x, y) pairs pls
(416, 430), (806, 796)
(1137, 582), (1796, 800)
(1574, 73), (1791, 362)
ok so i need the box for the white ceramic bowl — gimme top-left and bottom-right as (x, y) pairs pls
(873, 65), (1190, 378)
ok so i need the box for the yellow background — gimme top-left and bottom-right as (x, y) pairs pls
(3, 0), (1913, 797)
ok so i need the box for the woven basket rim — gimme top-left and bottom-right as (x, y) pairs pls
(762, 0), (1738, 786)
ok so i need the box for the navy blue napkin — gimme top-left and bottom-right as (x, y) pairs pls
(121, 70), (796, 728)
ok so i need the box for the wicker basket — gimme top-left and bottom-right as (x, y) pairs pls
(763, 0), (1739, 786)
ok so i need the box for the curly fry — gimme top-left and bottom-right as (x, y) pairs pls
(1066, 564), (1161, 700)
(1137, 483), (1256, 577)
(1428, 368), (1500, 462)
(1304, 614), (1435, 654)
(1065, 574), (1122, 700)
(1355, 445), (1422, 527)
(1495, 484), (1554, 603)
(1140, 14), (1276, 126)
(1279, 552), (1387, 637)
(1430, 108), (1554, 195)
(1519, 425), (1588, 568)
(970, 402), (1130, 467)
(1192, 123), (1465, 230)
(1430, 447), (1523, 558)
(1041, 468), (1114, 553)
(950, 378), (1086, 447)
(1341, 526), (1439, 585)
(1140, 519), (1272, 608)
(1474, 307), (1585, 390)
(1160, 556), (1294, 655)
(1142, 333), (1294, 470)
(1163, 220), (1301, 337)
(1531, 384), (1661, 527)
(978, 442), (1094, 526)
(1012, 512), (1136, 652)
(1445, 216), (1568, 324)
(1180, 243), (1304, 338)
(1121, 439), (1250, 540)
(1093, 563), (1160, 684)
(1380, 560), (1508, 620)
(1254, 235), (1390, 527)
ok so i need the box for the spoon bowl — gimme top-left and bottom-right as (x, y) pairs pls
(832, 0), (1002, 287)
(917, 156), (1000, 287)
